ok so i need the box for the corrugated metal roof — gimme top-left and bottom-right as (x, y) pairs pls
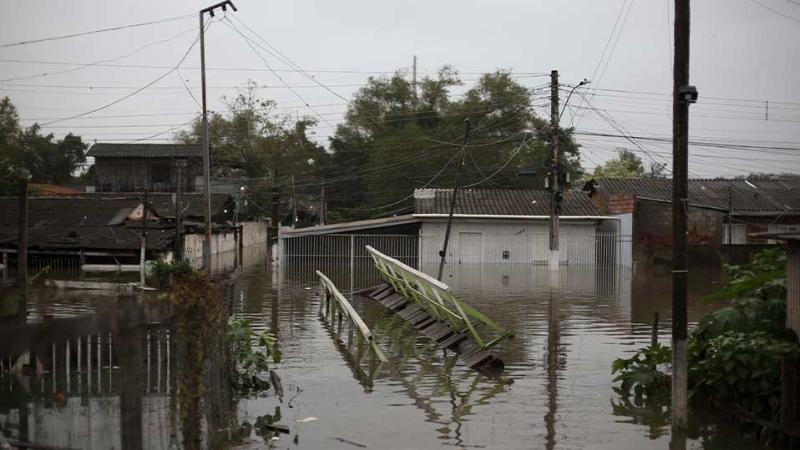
(87, 143), (202, 158)
(0, 194), (233, 251)
(595, 178), (800, 213)
(414, 188), (602, 216)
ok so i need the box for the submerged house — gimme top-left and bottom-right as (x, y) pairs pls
(0, 193), (266, 271)
(278, 188), (616, 267)
(586, 177), (800, 265)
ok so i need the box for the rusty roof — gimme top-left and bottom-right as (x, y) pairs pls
(414, 188), (603, 217)
(87, 143), (202, 158)
(595, 178), (800, 213)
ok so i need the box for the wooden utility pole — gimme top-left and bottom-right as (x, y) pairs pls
(549, 70), (561, 271)
(436, 119), (471, 281)
(17, 181), (28, 286)
(672, 0), (692, 437)
(200, 0), (238, 272)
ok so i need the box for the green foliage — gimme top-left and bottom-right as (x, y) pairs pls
(0, 97), (88, 192)
(150, 259), (195, 288)
(326, 67), (584, 220)
(688, 331), (799, 418)
(612, 344), (672, 399)
(704, 248), (786, 302)
(175, 83), (327, 223)
(592, 148), (666, 179)
(613, 248), (799, 425)
(227, 317), (281, 396)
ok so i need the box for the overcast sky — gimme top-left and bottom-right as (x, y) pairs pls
(1, 0), (799, 179)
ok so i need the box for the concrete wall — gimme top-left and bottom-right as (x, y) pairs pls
(183, 221), (268, 268)
(419, 219), (601, 265)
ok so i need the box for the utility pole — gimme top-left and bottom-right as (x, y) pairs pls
(727, 183), (733, 245)
(549, 70), (561, 271)
(200, 0), (237, 272)
(436, 119), (471, 281)
(412, 55), (418, 101)
(319, 185), (326, 226)
(140, 190), (149, 288)
(672, 0), (696, 441)
(16, 181), (28, 287)
(291, 174), (298, 228)
(175, 160), (185, 259)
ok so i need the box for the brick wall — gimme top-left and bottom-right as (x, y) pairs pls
(633, 199), (724, 266)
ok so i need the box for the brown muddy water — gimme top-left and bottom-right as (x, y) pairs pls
(0, 250), (767, 449)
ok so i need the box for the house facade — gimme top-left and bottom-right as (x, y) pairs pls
(87, 143), (203, 193)
(277, 188), (616, 268)
(585, 177), (800, 265)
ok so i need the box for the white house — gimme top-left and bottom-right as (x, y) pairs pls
(414, 188), (615, 266)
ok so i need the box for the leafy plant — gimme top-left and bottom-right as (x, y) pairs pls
(612, 344), (672, 399)
(689, 331), (800, 418)
(227, 318), (281, 396)
(151, 259), (194, 288)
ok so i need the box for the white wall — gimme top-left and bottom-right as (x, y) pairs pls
(419, 219), (600, 265)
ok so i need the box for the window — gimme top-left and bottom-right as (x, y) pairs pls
(502, 250), (510, 260)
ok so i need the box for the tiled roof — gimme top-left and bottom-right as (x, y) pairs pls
(87, 143), (202, 158)
(595, 178), (800, 213)
(414, 188), (603, 216)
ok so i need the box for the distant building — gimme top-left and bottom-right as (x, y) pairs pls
(585, 177), (800, 265)
(86, 143), (203, 193)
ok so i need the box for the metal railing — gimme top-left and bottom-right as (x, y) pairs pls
(366, 245), (511, 350)
(317, 270), (387, 363)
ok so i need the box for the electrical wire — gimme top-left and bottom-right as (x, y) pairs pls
(0, 14), (194, 48)
(38, 20), (211, 127)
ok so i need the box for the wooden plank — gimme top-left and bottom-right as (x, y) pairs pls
(439, 333), (468, 349)
(463, 349), (495, 369)
(414, 317), (437, 330)
(374, 287), (396, 301)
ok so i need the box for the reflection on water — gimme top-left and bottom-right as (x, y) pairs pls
(0, 249), (766, 449)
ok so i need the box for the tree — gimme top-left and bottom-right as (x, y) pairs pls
(593, 148), (666, 178)
(176, 83), (328, 221)
(0, 97), (88, 194)
(327, 67), (584, 220)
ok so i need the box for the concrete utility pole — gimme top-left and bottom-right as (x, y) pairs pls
(672, 0), (696, 441)
(549, 70), (560, 271)
(412, 55), (418, 101)
(200, 0), (238, 271)
(291, 174), (297, 228)
(436, 119), (471, 281)
(140, 190), (149, 288)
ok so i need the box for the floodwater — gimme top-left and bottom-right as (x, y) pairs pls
(0, 248), (767, 449)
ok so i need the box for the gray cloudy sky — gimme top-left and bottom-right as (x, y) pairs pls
(1, 0), (799, 178)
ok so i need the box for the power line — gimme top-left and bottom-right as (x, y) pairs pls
(38, 20), (211, 127)
(748, 0), (800, 23)
(0, 27), (198, 83)
(0, 14), (194, 48)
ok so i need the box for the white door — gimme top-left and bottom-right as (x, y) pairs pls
(458, 232), (483, 263)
